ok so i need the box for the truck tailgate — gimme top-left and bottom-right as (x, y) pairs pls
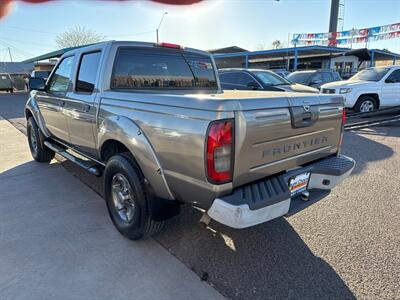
(233, 93), (344, 187)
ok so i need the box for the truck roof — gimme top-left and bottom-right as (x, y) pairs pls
(61, 40), (211, 58)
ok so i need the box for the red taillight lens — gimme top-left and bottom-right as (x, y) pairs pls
(339, 108), (346, 148)
(206, 120), (234, 183)
(342, 108), (346, 124)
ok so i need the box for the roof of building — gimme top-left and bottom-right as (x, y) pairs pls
(345, 48), (400, 60)
(213, 45), (350, 59)
(208, 46), (249, 54)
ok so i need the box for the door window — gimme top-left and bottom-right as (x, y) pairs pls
(311, 73), (322, 83)
(219, 72), (238, 84)
(385, 69), (400, 83)
(48, 56), (75, 93)
(322, 72), (333, 82)
(76, 51), (102, 93)
(236, 73), (257, 86)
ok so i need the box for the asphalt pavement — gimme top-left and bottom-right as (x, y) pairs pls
(1, 93), (399, 299)
(0, 112), (223, 300)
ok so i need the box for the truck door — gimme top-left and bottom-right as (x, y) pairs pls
(36, 55), (75, 143)
(64, 51), (102, 156)
(381, 69), (400, 106)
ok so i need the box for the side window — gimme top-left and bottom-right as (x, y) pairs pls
(219, 72), (238, 84)
(76, 51), (102, 93)
(322, 72), (333, 82)
(385, 69), (400, 83)
(311, 73), (323, 82)
(236, 73), (257, 86)
(332, 72), (341, 81)
(47, 56), (74, 93)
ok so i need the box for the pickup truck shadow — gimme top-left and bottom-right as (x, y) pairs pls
(341, 130), (394, 175)
(157, 206), (356, 299)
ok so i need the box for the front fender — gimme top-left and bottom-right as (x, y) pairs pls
(25, 93), (51, 137)
(98, 115), (174, 200)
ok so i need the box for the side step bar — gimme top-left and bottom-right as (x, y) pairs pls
(44, 141), (102, 177)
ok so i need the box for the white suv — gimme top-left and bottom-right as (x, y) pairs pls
(321, 66), (400, 112)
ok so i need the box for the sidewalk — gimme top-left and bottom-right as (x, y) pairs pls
(0, 116), (224, 300)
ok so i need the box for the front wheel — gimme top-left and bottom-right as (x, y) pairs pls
(353, 96), (377, 113)
(104, 153), (163, 240)
(27, 117), (55, 162)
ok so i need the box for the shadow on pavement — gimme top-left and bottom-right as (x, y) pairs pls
(157, 206), (356, 300)
(341, 131), (394, 175)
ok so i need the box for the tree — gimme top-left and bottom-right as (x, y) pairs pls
(271, 40), (282, 49)
(55, 26), (105, 49)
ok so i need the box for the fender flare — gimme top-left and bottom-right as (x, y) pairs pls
(25, 95), (51, 137)
(98, 115), (174, 200)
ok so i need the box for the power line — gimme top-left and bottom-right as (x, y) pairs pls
(0, 36), (56, 48)
(1, 25), (59, 35)
(1, 24), (156, 39)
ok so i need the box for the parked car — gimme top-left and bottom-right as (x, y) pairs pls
(219, 68), (318, 93)
(30, 70), (51, 81)
(287, 70), (342, 89)
(0, 73), (14, 93)
(273, 69), (291, 79)
(26, 41), (354, 240)
(321, 66), (400, 112)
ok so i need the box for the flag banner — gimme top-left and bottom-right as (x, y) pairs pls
(292, 22), (400, 46)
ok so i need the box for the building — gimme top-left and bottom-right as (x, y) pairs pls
(213, 46), (400, 78)
(208, 46), (249, 54)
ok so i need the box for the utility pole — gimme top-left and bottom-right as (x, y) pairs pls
(7, 47), (13, 62)
(328, 0), (340, 47)
(156, 12), (168, 44)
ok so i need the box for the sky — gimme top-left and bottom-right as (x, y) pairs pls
(0, 0), (399, 62)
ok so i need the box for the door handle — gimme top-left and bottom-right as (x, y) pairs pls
(60, 100), (66, 107)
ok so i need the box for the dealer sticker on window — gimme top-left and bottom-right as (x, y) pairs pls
(288, 172), (311, 196)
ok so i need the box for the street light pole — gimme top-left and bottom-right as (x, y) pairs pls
(156, 12), (168, 43)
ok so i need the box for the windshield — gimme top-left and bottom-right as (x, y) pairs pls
(349, 68), (390, 82)
(254, 71), (290, 86)
(287, 72), (314, 84)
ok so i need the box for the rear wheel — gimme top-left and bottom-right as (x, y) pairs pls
(27, 117), (55, 162)
(354, 96), (377, 113)
(104, 153), (163, 240)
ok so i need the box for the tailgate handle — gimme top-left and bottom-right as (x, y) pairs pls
(289, 106), (319, 128)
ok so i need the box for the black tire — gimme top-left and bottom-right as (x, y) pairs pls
(9, 89), (13, 93)
(27, 117), (55, 162)
(104, 153), (163, 240)
(353, 96), (377, 113)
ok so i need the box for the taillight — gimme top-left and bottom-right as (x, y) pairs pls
(342, 108), (346, 124)
(339, 108), (346, 148)
(206, 120), (234, 183)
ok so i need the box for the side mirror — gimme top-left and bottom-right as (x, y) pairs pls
(247, 82), (260, 90)
(29, 77), (46, 91)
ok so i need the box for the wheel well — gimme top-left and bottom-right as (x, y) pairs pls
(357, 93), (380, 108)
(100, 139), (131, 162)
(25, 109), (33, 120)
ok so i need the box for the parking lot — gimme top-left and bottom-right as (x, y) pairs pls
(1, 93), (399, 299)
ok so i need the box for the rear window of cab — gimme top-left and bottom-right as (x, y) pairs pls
(111, 47), (217, 90)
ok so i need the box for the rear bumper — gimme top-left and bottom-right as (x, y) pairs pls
(207, 155), (355, 229)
